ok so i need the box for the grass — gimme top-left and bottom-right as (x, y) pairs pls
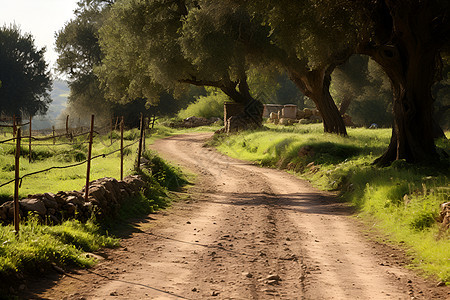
(0, 127), (180, 199)
(0, 128), (188, 293)
(213, 123), (450, 282)
(0, 217), (118, 280)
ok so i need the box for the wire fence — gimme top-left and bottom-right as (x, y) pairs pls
(0, 114), (149, 236)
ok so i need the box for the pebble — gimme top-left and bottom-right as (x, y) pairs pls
(265, 274), (281, 281)
(436, 281), (445, 287)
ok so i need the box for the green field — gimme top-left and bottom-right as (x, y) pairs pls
(212, 123), (450, 282)
(0, 127), (186, 286)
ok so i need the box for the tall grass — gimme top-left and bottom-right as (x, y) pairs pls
(178, 90), (227, 119)
(213, 123), (450, 282)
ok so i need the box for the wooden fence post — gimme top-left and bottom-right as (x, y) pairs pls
(120, 116), (124, 181)
(29, 116), (32, 163)
(84, 115), (94, 202)
(137, 113), (144, 170)
(142, 116), (146, 152)
(66, 115), (69, 137)
(14, 129), (21, 237)
(52, 126), (55, 145)
(110, 117), (114, 145)
(13, 115), (17, 137)
(114, 116), (119, 131)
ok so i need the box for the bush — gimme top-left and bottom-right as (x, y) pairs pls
(178, 90), (227, 119)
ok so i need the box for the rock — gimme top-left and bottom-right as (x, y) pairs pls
(19, 198), (47, 216)
(42, 196), (59, 209)
(279, 118), (292, 126)
(66, 195), (84, 207)
(82, 252), (105, 261)
(110, 291), (119, 296)
(211, 291), (220, 296)
(51, 263), (65, 274)
(0, 201), (11, 220)
(49, 214), (61, 225)
(265, 274), (281, 282)
(436, 281), (446, 287)
(64, 203), (77, 215)
(242, 272), (253, 278)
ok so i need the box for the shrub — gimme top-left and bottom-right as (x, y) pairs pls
(178, 90), (227, 119)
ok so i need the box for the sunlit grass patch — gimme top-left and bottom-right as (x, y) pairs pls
(0, 218), (118, 276)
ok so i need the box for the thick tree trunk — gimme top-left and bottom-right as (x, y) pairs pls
(220, 78), (264, 129)
(289, 68), (347, 136)
(365, 1), (441, 166)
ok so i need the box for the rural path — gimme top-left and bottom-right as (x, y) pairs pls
(25, 132), (448, 299)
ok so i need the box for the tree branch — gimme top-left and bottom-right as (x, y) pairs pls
(178, 78), (223, 88)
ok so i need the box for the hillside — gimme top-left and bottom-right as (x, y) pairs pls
(33, 80), (69, 129)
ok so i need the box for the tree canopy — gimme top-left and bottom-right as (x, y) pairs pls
(59, 0), (450, 164)
(0, 25), (52, 117)
(97, 0), (267, 126)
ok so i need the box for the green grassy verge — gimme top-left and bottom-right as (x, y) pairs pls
(212, 123), (450, 282)
(0, 130), (188, 294)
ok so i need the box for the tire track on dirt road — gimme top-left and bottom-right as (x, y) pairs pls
(26, 132), (449, 300)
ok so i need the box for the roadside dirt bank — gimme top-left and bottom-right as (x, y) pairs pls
(21, 132), (449, 299)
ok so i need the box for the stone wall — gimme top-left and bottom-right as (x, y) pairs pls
(0, 175), (147, 225)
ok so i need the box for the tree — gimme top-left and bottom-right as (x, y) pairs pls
(55, 0), (114, 125)
(356, 0), (450, 165)
(0, 25), (52, 117)
(97, 0), (265, 128)
(229, 0), (365, 135)
(244, 0), (449, 164)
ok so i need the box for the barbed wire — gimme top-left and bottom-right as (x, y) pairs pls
(0, 139), (140, 189)
(0, 137), (17, 144)
(0, 121), (31, 128)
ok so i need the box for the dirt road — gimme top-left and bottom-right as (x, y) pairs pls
(26, 133), (449, 299)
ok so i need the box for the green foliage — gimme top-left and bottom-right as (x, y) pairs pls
(214, 125), (450, 281)
(123, 128), (140, 140)
(139, 150), (188, 191)
(0, 218), (118, 277)
(0, 24), (52, 116)
(330, 55), (393, 127)
(178, 90), (227, 119)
